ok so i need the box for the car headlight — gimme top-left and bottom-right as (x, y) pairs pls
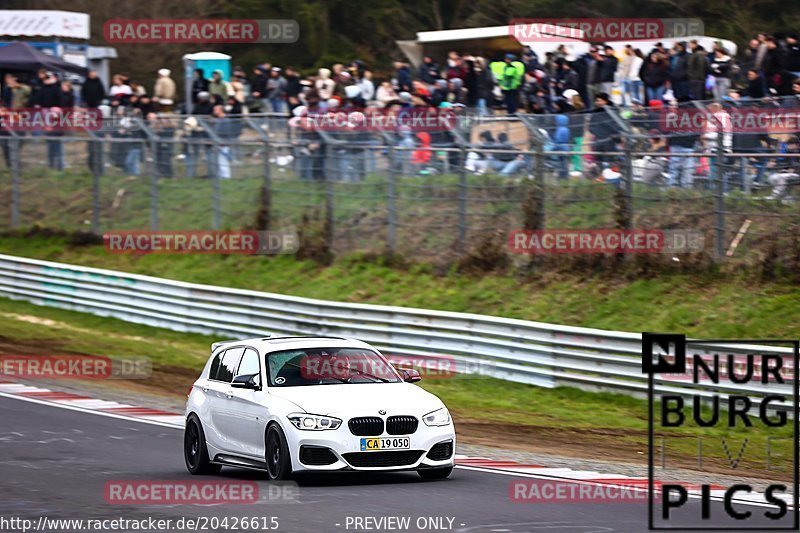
(287, 413), (342, 431)
(422, 408), (451, 427)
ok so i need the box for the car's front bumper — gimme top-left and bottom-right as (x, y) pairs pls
(284, 419), (456, 472)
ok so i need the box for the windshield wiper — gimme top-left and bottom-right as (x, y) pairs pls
(348, 368), (391, 383)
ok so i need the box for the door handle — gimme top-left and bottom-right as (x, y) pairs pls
(226, 393), (233, 399)
(202, 387), (208, 393)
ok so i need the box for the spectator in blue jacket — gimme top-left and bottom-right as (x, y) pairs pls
(553, 114), (571, 179)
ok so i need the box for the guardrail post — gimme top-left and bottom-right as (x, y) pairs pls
(10, 138), (21, 229)
(456, 145), (468, 252)
(387, 144), (397, 253)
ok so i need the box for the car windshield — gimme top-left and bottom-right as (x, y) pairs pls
(266, 347), (402, 387)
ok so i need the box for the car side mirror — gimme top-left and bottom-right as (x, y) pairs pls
(401, 368), (421, 383)
(231, 373), (261, 390)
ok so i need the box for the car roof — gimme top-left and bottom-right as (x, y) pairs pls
(211, 336), (376, 354)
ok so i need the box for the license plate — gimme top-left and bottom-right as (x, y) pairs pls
(360, 436), (410, 451)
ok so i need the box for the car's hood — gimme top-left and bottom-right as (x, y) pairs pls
(267, 382), (444, 417)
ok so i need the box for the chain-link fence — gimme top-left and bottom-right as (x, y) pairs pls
(2, 105), (800, 264)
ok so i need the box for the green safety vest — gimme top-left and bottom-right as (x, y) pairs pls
(490, 60), (525, 91)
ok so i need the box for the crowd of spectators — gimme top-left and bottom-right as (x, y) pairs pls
(3, 30), (800, 191)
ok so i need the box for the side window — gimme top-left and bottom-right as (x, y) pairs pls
(215, 347), (245, 383)
(208, 350), (223, 380)
(236, 348), (260, 377)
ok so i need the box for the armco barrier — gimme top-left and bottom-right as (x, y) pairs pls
(0, 254), (792, 406)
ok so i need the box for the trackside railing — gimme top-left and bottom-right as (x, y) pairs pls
(0, 253), (792, 408)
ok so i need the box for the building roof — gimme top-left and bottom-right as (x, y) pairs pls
(0, 10), (90, 40)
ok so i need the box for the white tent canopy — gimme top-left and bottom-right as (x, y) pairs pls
(0, 10), (90, 40)
(182, 51), (232, 61)
(398, 25), (737, 66)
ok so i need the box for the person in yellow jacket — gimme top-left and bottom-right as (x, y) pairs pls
(490, 53), (525, 113)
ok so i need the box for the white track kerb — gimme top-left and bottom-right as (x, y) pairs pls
(0, 382), (790, 509)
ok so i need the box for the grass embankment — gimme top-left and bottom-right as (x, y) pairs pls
(0, 234), (796, 477)
(3, 234), (800, 338)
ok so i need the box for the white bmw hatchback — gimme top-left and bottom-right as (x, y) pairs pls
(184, 336), (455, 480)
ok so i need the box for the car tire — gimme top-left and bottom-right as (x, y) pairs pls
(265, 423), (293, 480)
(184, 414), (222, 475)
(417, 466), (453, 480)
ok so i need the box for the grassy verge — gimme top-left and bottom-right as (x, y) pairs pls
(3, 234), (800, 339)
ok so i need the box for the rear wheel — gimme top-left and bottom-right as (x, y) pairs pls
(265, 424), (293, 480)
(418, 465), (453, 480)
(184, 414), (222, 475)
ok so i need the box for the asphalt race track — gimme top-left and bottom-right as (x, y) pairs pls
(0, 395), (791, 533)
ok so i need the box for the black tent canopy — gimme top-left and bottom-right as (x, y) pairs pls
(0, 42), (87, 76)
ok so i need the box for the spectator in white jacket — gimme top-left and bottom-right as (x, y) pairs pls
(619, 45), (644, 105)
(356, 70), (375, 102)
(375, 81), (397, 107)
(315, 68), (335, 100)
(153, 68), (176, 111)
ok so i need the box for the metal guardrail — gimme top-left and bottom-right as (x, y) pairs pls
(0, 253), (792, 406)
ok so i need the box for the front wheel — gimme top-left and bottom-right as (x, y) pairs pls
(184, 414), (222, 475)
(418, 465), (453, 480)
(265, 424), (293, 480)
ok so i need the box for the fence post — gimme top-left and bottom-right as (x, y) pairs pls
(324, 143), (335, 252)
(534, 141), (545, 230)
(10, 138), (20, 229)
(386, 144), (397, 253)
(456, 145), (468, 252)
(713, 133), (725, 261)
(521, 137), (545, 233)
(149, 138), (159, 231)
(91, 158), (100, 234)
(258, 140), (272, 231)
(622, 136), (634, 230)
(211, 140), (221, 231)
